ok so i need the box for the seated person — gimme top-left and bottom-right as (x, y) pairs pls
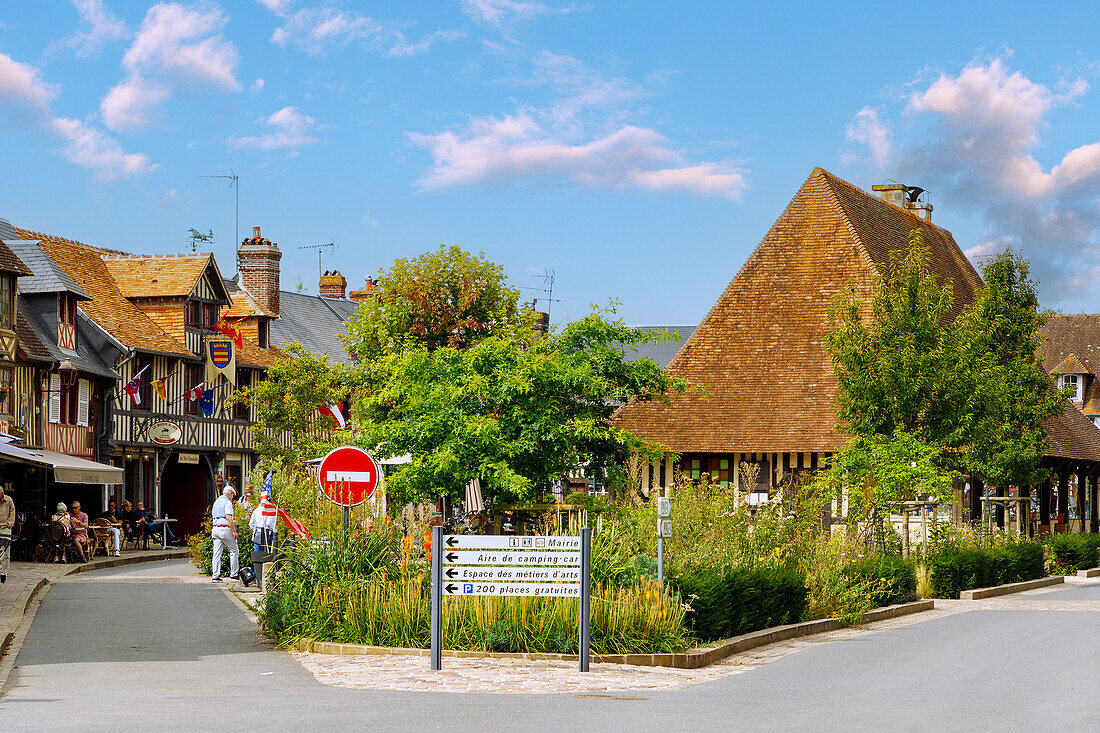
(120, 500), (138, 541)
(68, 501), (90, 562)
(99, 500), (123, 557)
(133, 501), (178, 544)
(49, 503), (72, 562)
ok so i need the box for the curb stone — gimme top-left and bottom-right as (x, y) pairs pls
(958, 575), (1064, 600)
(293, 599), (934, 669)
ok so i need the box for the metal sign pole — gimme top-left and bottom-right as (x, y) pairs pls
(579, 527), (591, 673)
(657, 535), (664, 585)
(431, 525), (443, 670)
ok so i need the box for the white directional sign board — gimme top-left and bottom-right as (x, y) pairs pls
(442, 535), (581, 550)
(442, 549), (580, 567)
(443, 581), (580, 598)
(444, 566), (581, 582)
(438, 534), (581, 597)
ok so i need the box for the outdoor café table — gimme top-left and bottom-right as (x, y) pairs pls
(150, 517), (177, 550)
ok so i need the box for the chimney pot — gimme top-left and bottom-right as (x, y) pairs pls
(253, 226), (261, 238)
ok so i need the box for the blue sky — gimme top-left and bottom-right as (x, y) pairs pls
(2, 1), (1100, 326)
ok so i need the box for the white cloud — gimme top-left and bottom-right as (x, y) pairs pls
(228, 105), (320, 152)
(256, 0), (294, 15)
(251, 77), (265, 93)
(0, 53), (59, 113)
(61, 0), (129, 57)
(271, 6), (461, 56)
(843, 106), (891, 168)
(849, 56), (1100, 305)
(460, 0), (557, 26)
(157, 188), (180, 210)
(0, 52), (154, 180)
(408, 53), (745, 199)
(102, 2), (240, 133)
(361, 211), (378, 227)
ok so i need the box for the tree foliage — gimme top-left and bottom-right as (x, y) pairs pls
(351, 306), (687, 506)
(240, 343), (348, 467)
(344, 245), (527, 361)
(825, 231), (1063, 500)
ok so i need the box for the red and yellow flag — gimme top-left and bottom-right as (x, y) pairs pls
(213, 317), (244, 348)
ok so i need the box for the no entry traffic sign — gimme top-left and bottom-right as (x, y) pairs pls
(317, 445), (381, 507)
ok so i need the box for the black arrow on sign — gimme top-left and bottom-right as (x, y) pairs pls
(445, 584), (458, 594)
(445, 552), (458, 563)
(445, 536), (459, 547)
(445, 568), (458, 578)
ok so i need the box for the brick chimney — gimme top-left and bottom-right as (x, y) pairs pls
(872, 183), (932, 222)
(238, 225), (282, 316)
(319, 270), (347, 299)
(349, 278), (379, 303)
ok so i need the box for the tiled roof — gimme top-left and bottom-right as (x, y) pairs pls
(237, 339), (286, 369)
(15, 306), (54, 363)
(3, 239), (90, 298)
(102, 253), (227, 301)
(624, 326), (695, 369)
(17, 302), (117, 378)
(224, 289), (276, 319)
(1039, 315), (1100, 375)
(0, 219), (33, 277)
(226, 278), (357, 363)
(615, 167), (1100, 464)
(17, 228), (194, 358)
(1049, 353), (1091, 375)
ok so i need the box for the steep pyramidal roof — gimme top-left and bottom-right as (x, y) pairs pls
(616, 167), (1100, 462)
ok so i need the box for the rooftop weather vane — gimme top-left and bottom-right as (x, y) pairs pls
(187, 228), (214, 254)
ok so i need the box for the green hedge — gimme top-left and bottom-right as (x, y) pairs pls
(928, 541), (1044, 599)
(671, 566), (808, 642)
(842, 555), (916, 607)
(1049, 533), (1100, 574)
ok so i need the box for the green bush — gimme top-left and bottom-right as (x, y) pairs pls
(186, 514), (255, 576)
(842, 555), (916, 607)
(672, 565), (808, 642)
(1048, 533), (1100, 574)
(928, 540), (1044, 598)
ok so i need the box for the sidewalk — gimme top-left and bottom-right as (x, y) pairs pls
(1, 548), (190, 657)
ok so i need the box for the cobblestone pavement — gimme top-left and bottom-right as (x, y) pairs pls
(290, 607), (961, 695)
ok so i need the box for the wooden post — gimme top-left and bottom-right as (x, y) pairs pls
(1058, 469), (1070, 533)
(995, 486), (1006, 529)
(1090, 475), (1099, 534)
(901, 509), (909, 559)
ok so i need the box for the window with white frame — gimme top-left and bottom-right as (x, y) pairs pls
(1061, 374), (1084, 401)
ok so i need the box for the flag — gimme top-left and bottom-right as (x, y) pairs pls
(320, 401), (346, 429)
(263, 471), (274, 495)
(151, 378), (167, 401)
(214, 317), (244, 349)
(187, 381), (205, 402)
(276, 505), (310, 540)
(123, 365), (150, 406)
(200, 386), (215, 418)
(205, 335), (235, 386)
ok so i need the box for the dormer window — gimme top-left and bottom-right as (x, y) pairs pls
(185, 299), (201, 327)
(58, 293), (77, 350)
(1060, 374), (1084, 402)
(258, 319), (270, 348)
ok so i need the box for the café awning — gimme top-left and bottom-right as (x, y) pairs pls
(0, 440), (45, 466)
(30, 448), (124, 485)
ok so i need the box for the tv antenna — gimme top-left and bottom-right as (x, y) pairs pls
(299, 242), (335, 283)
(200, 168), (239, 266)
(187, 228), (214, 254)
(521, 268), (560, 321)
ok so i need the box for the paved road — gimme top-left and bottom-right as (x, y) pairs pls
(2, 561), (1098, 732)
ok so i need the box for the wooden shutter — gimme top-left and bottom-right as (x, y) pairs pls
(49, 373), (61, 424)
(77, 379), (90, 427)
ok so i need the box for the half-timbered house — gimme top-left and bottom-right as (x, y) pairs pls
(16, 228), (283, 537)
(615, 168), (1100, 532)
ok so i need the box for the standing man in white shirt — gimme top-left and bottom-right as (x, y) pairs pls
(211, 485), (239, 583)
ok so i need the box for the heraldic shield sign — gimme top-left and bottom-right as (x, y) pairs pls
(205, 335), (236, 385)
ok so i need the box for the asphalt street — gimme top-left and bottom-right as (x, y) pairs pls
(1, 561), (1098, 732)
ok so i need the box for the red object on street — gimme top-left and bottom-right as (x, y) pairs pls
(317, 445), (381, 507)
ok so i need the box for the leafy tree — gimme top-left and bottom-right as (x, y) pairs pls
(826, 231), (972, 451)
(344, 245), (527, 361)
(239, 343), (349, 467)
(957, 249), (1065, 487)
(351, 306), (687, 506)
